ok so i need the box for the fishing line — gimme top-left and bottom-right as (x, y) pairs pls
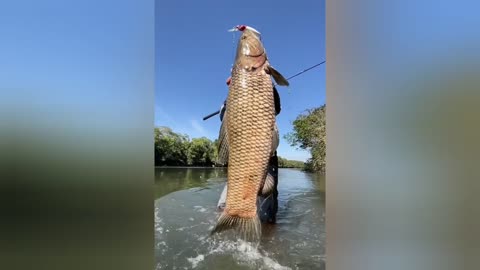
(274, 60), (326, 87)
(231, 31), (236, 70)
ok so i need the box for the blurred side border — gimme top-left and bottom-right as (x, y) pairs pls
(327, 1), (480, 270)
(0, 1), (154, 270)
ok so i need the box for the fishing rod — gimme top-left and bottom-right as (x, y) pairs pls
(202, 61), (326, 121)
(281, 60), (325, 84)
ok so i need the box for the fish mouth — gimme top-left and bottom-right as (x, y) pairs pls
(240, 40), (265, 58)
(245, 50), (265, 58)
(238, 31), (265, 58)
(234, 30), (267, 68)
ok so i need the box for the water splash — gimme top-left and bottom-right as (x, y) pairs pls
(206, 238), (291, 270)
(187, 254), (205, 268)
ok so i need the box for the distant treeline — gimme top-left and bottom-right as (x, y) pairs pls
(277, 157), (305, 169)
(154, 126), (304, 169)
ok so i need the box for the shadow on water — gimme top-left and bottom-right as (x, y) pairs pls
(155, 168), (325, 270)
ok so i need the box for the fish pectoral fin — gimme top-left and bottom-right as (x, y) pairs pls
(211, 212), (261, 242)
(267, 66), (289, 86)
(216, 113), (229, 165)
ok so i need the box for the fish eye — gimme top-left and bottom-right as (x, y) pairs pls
(241, 36), (247, 40)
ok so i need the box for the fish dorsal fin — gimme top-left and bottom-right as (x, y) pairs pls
(267, 65), (289, 86)
(216, 111), (229, 165)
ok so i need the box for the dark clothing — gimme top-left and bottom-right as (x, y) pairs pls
(273, 86), (281, 116)
(258, 153), (279, 223)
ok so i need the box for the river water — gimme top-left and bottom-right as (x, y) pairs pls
(155, 167), (325, 270)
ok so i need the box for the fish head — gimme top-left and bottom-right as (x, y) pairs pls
(232, 25), (266, 71)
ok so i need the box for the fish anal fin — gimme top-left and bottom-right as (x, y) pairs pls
(261, 173), (276, 196)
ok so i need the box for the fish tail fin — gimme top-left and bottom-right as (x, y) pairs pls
(211, 212), (261, 241)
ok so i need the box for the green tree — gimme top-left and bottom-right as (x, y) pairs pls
(285, 105), (326, 173)
(187, 137), (216, 166)
(154, 127), (220, 167)
(154, 126), (189, 166)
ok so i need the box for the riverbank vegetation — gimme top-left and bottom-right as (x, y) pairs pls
(277, 157), (305, 169)
(154, 126), (305, 169)
(285, 104), (326, 173)
(154, 127), (217, 166)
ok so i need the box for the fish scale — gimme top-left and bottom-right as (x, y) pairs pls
(225, 67), (275, 218)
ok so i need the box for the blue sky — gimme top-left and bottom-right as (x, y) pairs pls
(155, 0), (325, 161)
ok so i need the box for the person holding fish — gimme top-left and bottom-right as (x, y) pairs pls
(212, 25), (289, 241)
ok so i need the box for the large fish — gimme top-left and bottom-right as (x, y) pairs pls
(216, 78), (281, 215)
(212, 25), (289, 240)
